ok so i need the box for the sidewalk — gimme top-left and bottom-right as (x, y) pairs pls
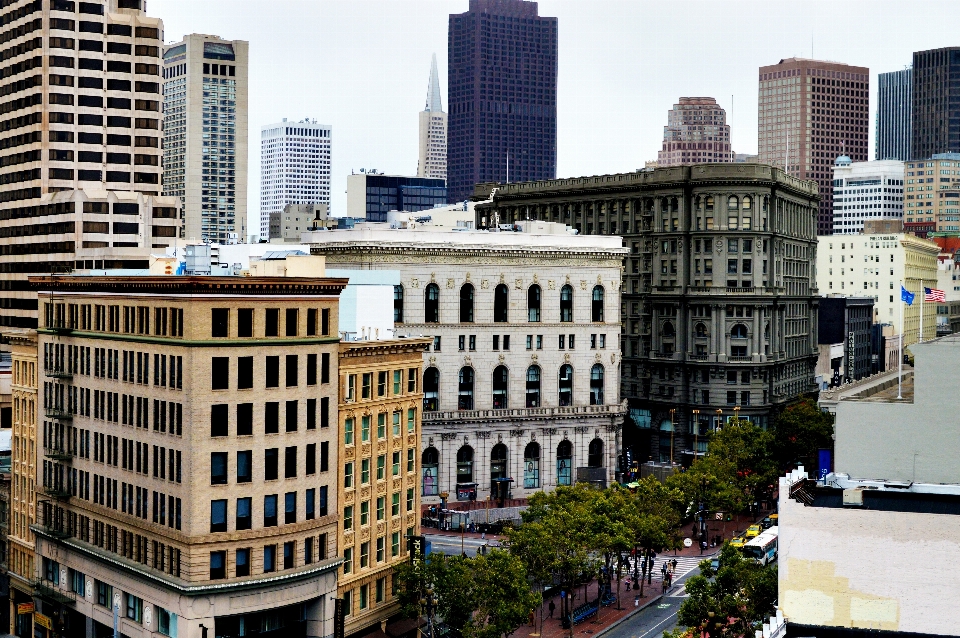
(512, 543), (723, 638)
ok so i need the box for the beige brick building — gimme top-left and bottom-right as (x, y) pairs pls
(31, 275), (346, 638)
(337, 338), (428, 635)
(7, 328), (38, 635)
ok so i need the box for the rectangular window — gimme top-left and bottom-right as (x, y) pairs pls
(377, 496), (385, 521)
(343, 547), (352, 573)
(344, 462), (354, 488)
(361, 415), (371, 442)
(264, 495), (278, 527)
(285, 308), (298, 336)
(307, 308), (317, 336)
(237, 451), (252, 482)
(210, 404), (228, 437)
(265, 356), (279, 388)
(235, 548), (250, 577)
(321, 308), (330, 335)
(377, 455), (385, 480)
(285, 492), (297, 524)
(286, 354), (298, 387)
(286, 400), (298, 432)
(321, 353), (330, 383)
(320, 441), (329, 472)
(307, 353), (317, 385)
(265, 448), (278, 480)
(285, 446), (297, 478)
(306, 443), (316, 475)
(362, 373), (372, 399)
(361, 501), (369, 526)
(125, 592), (144, 621)
(263, 545), (276, 573)
(392, 492), (400, 516)
(392, 451), (400, 476)
(394, 370), (402, 395)
(347, 374), (357, 401)
(283, 541), (295, 569)
(238, 308), (253, 337)
(237, 403), (253, 436)
(210, 499), (227, 532)
(211, 357), (228, 390)
(377, 413), (386, 439)
(210, 453), (227, 485)
(236, 497), (251, 530)
(407, 448), (415, 472)
(393, 411), (401, 436)
(265, 403), (279, 434)
(319, 486), (328, 516)
(237, 356), (253, 389)
(307, 398), (317, 429)
(211, 308), (229, 337)
(344, 418), (354, 445)
(343, 505), (353, 530)
(265, 309), (279, 336)
(306, 488), (315, 520)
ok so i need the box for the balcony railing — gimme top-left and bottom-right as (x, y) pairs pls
(728, 356), (754, 363)
(43, 408), (73, 421)
(43, 485), (70, 500)
(423, 402), (626, 424)
(33, 580), (76, 606)
(44, 367), (72, 380)
(43, 447), (73, 462)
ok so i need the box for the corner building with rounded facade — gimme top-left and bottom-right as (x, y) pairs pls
(30, 276), (345, 638)
(475, 164), (821, 463)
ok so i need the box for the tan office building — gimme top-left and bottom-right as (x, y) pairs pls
(31, 275), (345, 638)
(163, 34), (249, 243)
(0, 0), (181, 330)
(337, 338), (428, 635)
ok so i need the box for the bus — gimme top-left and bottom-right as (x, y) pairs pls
(742, 526), (778, 565)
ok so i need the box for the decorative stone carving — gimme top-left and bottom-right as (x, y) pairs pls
(580, 280), (587, 290)
(574, 426), (589, 433)
(542, 428), (558, 436)
(500, 273), (505, 284)
(476, 431), (491, 439)
(430, 272), (436, 282)
(411, 278), (420, 289)
(564, 353), (571, 363)
(440, 432), (458, 441)
(446, 278), (455, 289)
(533, 273), (539, 283)
(595, 353), (603, 363)
(531, 353), (538, 362)
(428, 437), (434, 446)
(510, 429), (524, 437)
(428, 356), (436, 365)
(464, 436), (469, 446)
(515, 278), (523, 289)
(481, 279), (489, 289)
(465, 272), (471, 282)
(498, 354), (505, 364)
(548, 280), (556, 290)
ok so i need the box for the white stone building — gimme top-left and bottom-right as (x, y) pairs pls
(831, 157), (905, 235)
(816, 232), (939, 346)
(259, 120), (331, 240)
(304, 222), (627, 503)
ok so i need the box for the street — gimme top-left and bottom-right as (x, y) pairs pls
(601, 566), (701, 638)
(424, 532), (501, 557)
(425, 532), (703, 638)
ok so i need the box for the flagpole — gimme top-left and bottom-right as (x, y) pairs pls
(898, 281), (904, 400)
(919, 280), (924, 343)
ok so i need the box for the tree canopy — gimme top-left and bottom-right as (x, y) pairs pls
(771, 398), (834, 472)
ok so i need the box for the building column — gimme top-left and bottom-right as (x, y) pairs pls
(306, 595), (331, 638)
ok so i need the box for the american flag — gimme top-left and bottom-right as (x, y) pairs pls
(925, 287), (946, 302)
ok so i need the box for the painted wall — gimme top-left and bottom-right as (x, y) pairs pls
(779, 477), (960, 635)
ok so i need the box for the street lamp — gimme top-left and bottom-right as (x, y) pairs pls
(692, 409), (700, 459)
(669, 408), (676, 465)
(733, 405), (740, 423)
(715, 408), (723, 433)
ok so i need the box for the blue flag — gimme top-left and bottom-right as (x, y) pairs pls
(901, 286), (915, 306)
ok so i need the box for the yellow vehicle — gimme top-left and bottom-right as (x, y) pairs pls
(745, 524), (762, 538)
(729, 536), (746, 548)
(769, 513), (779, 525)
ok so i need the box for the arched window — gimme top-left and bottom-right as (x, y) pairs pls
(560, 285), (573, 322)
(727, 196), (739, 230)
(592, 286), (604, 322)
(731, 324), (748, 339)
(525, 366), (541, 408)
(742, 196), (752, 210)
(424, 284), (439, 323)
(492, 365), (508, 409)
(459, 284), (474, 323)
(695, 322), (708, 338)
(457, 367), (474, 410)
(662, 321), (676, 338)
(558, 364), (573, 406)
(523, 442), (540, 488)
(494, 284), (509, 323)
(394, 285), (404, 323)
(423, 367), (439, 412)
(590, 364), (604, 405)
(556, 440), (572, 486)
(588, 438), (603, 468)
(528, 285), (541, 322)
(490, 443), (508, 482)
(456, 446), (473, 484)
(422, 447), (439, 496)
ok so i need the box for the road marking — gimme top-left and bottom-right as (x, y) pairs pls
(637, 608), (679, 638)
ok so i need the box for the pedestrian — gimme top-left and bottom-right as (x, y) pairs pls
(671, 559), (678, 573)
(549, 600), (556, 619)
(529, 610), (535, 627)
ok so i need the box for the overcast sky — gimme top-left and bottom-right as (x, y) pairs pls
(150, 0), (958, 228)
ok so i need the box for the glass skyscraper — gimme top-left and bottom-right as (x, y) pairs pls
(446, 0), (557, 203)
(876, 68), (912, 161)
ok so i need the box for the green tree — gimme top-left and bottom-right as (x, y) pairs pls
(393, 552), (474, 631)
(668, 419), (777, 516)
(463, 549), (541, 638)
(667, 545), (777, 638)
(771, 399), (834, 472)
(506, 484), (597, 625)
(629, 476), (685, 596)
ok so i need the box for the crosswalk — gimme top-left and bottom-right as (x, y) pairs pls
(616, 554), (710, 585)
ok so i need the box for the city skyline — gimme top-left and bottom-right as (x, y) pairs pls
(151, 0), (957, 227)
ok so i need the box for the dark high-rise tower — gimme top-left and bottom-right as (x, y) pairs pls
(912, 48), (960, 160)
(876, 68), (912, 161)
(446, 0), (557, 203)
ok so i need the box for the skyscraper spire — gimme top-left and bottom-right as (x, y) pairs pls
(425, 53), (443, 113)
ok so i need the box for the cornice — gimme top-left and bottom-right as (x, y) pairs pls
(30, 276), (349, 297)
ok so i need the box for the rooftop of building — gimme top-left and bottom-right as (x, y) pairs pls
(28, 275), (348, 296)
(818, 366), (915, 410)
(302, 221), (626, 253)
(473, 163), (819, 200)
(762, 57), (869, 70)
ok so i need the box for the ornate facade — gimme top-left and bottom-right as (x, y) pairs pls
(474, 164), (821, 463)
(307, 225), (626, 503)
